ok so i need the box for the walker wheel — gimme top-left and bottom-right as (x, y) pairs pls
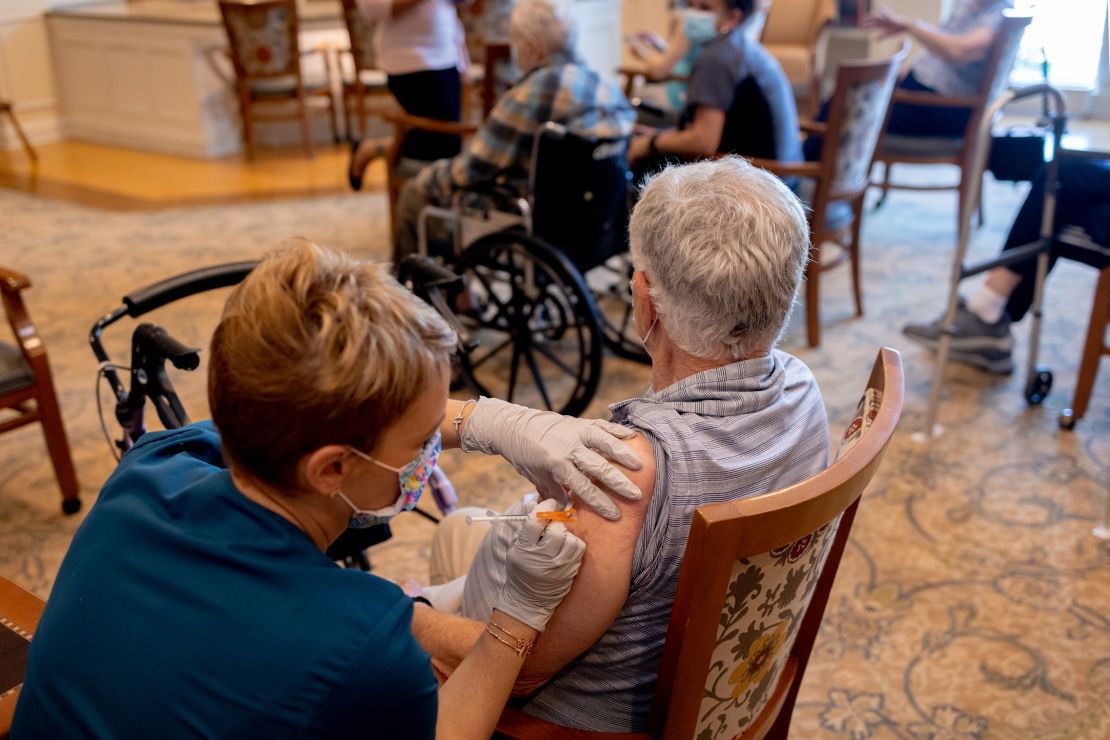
(1024, 366), (1053, 406)
(61, 497), (82, 515)
(1058, 410), (1077, 430)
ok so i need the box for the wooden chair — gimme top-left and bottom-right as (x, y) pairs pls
(0, 576), (46, 739)
(338, 0), (394, 139)
(494, 347), (904, 739)
(0, 267), (79, 514)
(0, 101), (36, 163)
(761, 0), (837, 116)
(741, 45), (906, 347)
(1059, 264), (1109, 430)
(871, 13), (1032, 230)
(217, 0), (339, 160)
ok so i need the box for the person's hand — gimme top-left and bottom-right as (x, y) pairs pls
(860, 8), (910, 36)
(627, 135), (653, 166)
(493, 499), (586, 631)
(461, 397), (643, 520)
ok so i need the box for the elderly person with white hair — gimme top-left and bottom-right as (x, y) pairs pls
(391, 0), (635, 264)
(405, 157), (831, 732)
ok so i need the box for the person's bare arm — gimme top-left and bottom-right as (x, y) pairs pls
(413, 433), (656, 692)
(628, 107), (726, 164)
(862, 8), (996, 64)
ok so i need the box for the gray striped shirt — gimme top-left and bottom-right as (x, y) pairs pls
(460, 350), (829, 731)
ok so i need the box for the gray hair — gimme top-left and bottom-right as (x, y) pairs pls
(510, 0), (577, 57)
(629, 157), (809, 360)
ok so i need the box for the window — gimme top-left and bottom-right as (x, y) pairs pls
(1011, 0), (1108, 90)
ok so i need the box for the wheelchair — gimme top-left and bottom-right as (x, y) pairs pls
(403, 121), (649, 419)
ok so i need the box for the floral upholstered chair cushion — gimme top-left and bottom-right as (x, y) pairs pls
(831, 71), (900, 197)
(224, 2), (297, 78)
(695, 389), (883, 739)
(341, 0), (378, 72)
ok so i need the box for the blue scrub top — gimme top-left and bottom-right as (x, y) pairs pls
(12, 422), (438, 739)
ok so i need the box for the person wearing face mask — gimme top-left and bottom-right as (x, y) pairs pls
(404, 158), (830, 733)
(390, 0), (636, 265)
(625, 1), (713, 114)
(11, 240), (648, 739)
(626, 0), (801, 179)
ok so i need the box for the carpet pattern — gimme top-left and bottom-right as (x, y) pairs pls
(1, 169), (1107, 737)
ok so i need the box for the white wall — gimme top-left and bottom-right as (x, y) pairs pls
(0, 0), (85, 150)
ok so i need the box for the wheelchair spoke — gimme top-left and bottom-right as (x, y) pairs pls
(468, 335), (514, 371)
(531, 340), (580, 381)
(522, 343), (554, 410)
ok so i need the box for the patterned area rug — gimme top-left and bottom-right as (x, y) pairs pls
(2, 169), (1107, 737)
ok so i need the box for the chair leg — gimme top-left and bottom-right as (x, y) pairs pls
(297, 89), (314, 159)
(850, 198), (865, 317)
(358, 94), (368, 140)
(3, 105), (38, 163)
(239, 90), (256, 162)
(805, 241), (821, 347)
(976, 171), (986, 227)
(326, 93), (340, 144)
(1068, 267), (1110, 422)
(34, 376), (80, 512)
(875, 161), (892, 209)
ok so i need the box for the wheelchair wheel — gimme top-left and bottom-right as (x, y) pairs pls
(455, 232), (603, 417)
(586, 256), (651, 364)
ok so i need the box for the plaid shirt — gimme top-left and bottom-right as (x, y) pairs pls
(418, 51), (635, 201)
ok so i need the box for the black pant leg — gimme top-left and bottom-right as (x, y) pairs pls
(387, 68), (463, 160)
(1004, 158), (1110, 320)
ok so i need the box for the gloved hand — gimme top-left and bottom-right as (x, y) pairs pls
(460, 397), (643, 520)
(494, 499), (587, 631)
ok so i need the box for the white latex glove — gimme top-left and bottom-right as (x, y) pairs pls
(460, 397), (643, 520)
(494, 499), (586, 631)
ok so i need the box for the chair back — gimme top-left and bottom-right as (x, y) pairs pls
(218, 0), (301, 81)
(820, 43), (907, 202)
(529, 122), (631, 273)
(975, 13), (1032, 114)
(650, 348), (903, 740)
(339, 0), (378, 72)
(760, 0), (836, 47)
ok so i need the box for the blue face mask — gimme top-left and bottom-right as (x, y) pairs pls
(336, 432), (442, 528)
(682, 8), (720, 45)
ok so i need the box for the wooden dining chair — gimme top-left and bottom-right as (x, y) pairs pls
(0, 267), (79, 514)
(740, 44), (906, 346)
(494, 347), (904, 739)
(0, 101), (36, 163)
(1059, 263), (1110, 430)
(338, 0), (394, 139)
(217, 0), (339, 160)
(0, 576), (46, 739)
(871, 13), (1032, 230)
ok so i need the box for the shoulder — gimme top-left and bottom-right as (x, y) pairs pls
(570, 431), (655, 543)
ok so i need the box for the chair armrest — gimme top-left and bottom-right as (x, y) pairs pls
(385, 112), (479, 136)
(494, 706), (650, 740)
(890, 88), (980, 110)
(0, 267), (30, 295)
(799, 119), (827, 136)
(746, 157), (823, 180)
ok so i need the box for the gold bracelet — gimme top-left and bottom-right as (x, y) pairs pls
(453, 399), (479, 442)
(485, 621), (534, 658)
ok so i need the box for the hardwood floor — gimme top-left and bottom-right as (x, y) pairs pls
(0, 140), (388, 210)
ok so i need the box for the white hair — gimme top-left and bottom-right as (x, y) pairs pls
(629, 157), (809, 360)
(510, 0), (577, 57)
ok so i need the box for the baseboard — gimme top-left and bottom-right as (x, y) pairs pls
(0, 111), (64, 151)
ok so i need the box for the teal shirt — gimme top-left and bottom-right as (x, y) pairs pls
(13, 422), (437, 739)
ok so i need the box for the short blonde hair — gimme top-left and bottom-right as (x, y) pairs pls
(208, 240), (456, 488)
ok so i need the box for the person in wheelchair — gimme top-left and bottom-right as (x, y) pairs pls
(625, 0), (801, 179)
(13, 241), (649, 738)
(406, 159), (831, 733)
(904, 157), (1110, 374)
(392, 0), (636, 264)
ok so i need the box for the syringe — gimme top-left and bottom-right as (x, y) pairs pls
(465, 507), (577, 525)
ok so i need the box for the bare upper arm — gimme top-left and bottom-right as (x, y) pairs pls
(689, 107), (727, 156)
(513, 432), (657, 693)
